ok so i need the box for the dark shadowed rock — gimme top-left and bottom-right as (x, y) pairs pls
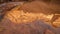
(0, 19), (57, 34)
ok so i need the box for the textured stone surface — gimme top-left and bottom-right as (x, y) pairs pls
(0, 1), (60, 34)
(0, 19), (56, 34)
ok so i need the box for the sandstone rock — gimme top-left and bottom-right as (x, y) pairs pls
(52, 16), (60, 28)
(0, 1), (60, 34)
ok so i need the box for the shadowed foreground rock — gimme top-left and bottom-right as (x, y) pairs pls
(0, 19), (57, 34)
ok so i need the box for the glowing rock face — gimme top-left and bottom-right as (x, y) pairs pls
(53, 17), (60, 27)
(2, 2), (54, 24)
(4, 9), (53, 24)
